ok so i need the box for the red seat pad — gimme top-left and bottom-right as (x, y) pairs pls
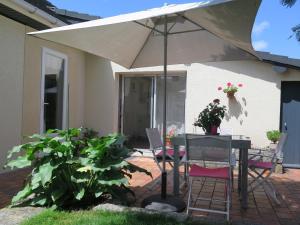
(156, 149), (186, 158)
(189, 164), (230, 180)
(248, 160), (273, 169)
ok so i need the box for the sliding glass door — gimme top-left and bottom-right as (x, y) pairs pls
(154, 76), (186, 136)
(122, 76), (153, 148)
(120, 74), (186, 148)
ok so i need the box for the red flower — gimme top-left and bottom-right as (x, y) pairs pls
(227, 82), (232, 87)
(217, 87), (222, 91)
(238, 83), (243, 87)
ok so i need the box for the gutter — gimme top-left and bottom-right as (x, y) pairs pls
(10, 0), (66, 27)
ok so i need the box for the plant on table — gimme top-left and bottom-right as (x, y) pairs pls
(166, 127), (177, 147)
(218, 82), (243, 98)
(5, 128), (151, 209)
(193, 99), (227, 135)
(266, 130), (281, 144)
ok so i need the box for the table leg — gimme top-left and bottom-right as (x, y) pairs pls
(240, 148), (248, 209)
(173, 144), (180, 196)
(238, 149), (242, 193)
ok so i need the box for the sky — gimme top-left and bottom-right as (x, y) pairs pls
(49, 0), (300, 59)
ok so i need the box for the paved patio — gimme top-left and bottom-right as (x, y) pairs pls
(1, 157), (300, 225)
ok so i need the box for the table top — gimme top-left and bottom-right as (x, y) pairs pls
(171, 134), (251, 149)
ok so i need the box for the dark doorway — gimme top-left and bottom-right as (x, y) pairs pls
(281, 81), (300, 168)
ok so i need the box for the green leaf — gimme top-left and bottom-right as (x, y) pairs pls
(51, 189), (65, 202)
(39, 162), (56, 186)
(95, 191), (103, 198)
(75, 188), (85, 200)
(11, 184), (32, 204)
(77, 166), (92, 173)
(98, 178), (128, 186)
(30, 195), (48, 206)
(71, 175), (89, 184)
(28, 134), (45, 140)
(42, 147), (53, 154)
(7, 145), (24, 159)
(31, 172), (42, 190)
(6, 156), (31, 169)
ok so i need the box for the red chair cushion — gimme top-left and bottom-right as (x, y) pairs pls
(156, 149), (186, 158)
(189, 164), (230, 180)
(248, 160), (273, 169)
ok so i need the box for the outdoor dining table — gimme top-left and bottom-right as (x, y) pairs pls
(171, 134), (251, 209)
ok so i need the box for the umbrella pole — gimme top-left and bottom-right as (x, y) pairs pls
(141, 14), (185, 212)
(161, 15), (168, 200)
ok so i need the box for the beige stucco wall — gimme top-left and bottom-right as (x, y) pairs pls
(22, 27), (86, 137)
(0, 15), (86, 170)
(185, 61), (300, 146)
(84, 54), (119, 135)
(84, 57), (300, 147)
(0, 15), (25, 168)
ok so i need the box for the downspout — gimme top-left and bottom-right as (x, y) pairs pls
(10, 0), (66, 27)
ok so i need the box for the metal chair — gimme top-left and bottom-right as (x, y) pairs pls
(145, 128), (186, 188)
(185, 135), (232, 221)
(247, 133), (287, 204)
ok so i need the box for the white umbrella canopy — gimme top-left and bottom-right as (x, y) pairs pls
(30, 0), (262, 210)
(30, 0), (261, 69)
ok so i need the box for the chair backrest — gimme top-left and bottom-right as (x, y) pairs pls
(146, 128), (163, 150)
(274, 133), (288, 161)
(185, 134), (232, 164)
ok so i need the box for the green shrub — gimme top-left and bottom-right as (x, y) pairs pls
(266, 130), (281, 144)
(5, 128), (151, 209)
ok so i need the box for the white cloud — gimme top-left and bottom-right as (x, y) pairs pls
(253, 21), (270, 35)
(253, 40), (269, 50)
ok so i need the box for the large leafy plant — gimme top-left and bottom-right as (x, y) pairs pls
(194, 99), (227, 134)
(6, 128), (151, 209)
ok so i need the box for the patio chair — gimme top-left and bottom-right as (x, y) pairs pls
(185, 135), (232, 221)
(247, 133), (287, 204)
(185, 133), (236, 190)
(145, 128), (186, 188)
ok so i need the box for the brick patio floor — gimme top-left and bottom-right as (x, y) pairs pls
(1, 157), (300, 225)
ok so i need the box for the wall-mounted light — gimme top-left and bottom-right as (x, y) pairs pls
(272, 65), (288, 74)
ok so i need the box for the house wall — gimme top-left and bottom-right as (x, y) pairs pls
(0, 15), (25, 168)
(23, 27), (86, 137)
(185, 61), (300, 147)
(84, 56), (300, 147)
(84, 54), (119, 135)
(0, 15), (86, 170)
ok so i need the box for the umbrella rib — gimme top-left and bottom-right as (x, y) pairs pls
(168, 28), (205, 35)
(176, 14), (206, 31)
(134, 21), (164, 35)
(129, 22), (158, 68)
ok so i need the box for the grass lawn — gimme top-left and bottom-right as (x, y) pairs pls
(21, 210), (223, 225)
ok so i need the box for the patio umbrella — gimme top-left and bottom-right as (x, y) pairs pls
(29, 0), (261, 211)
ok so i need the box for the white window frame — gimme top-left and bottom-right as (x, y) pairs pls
(40, 47), (68, 133)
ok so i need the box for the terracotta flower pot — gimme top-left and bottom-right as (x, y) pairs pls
(226, 91), (236, 98)
(165, 138), (172, 147)
(210, 125), (218, 135)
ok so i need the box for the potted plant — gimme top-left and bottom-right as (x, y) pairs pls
(266, 130), (281, 148)
(194, 99), (227, 135)
(266, 130), (283, 173)
(166, 127), (176, 147)
(218, 82), (243, 98)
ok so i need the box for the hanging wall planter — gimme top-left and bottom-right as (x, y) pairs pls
(218, 82), (243, 98)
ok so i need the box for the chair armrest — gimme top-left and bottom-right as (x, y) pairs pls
(248, 153), (263, 161)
